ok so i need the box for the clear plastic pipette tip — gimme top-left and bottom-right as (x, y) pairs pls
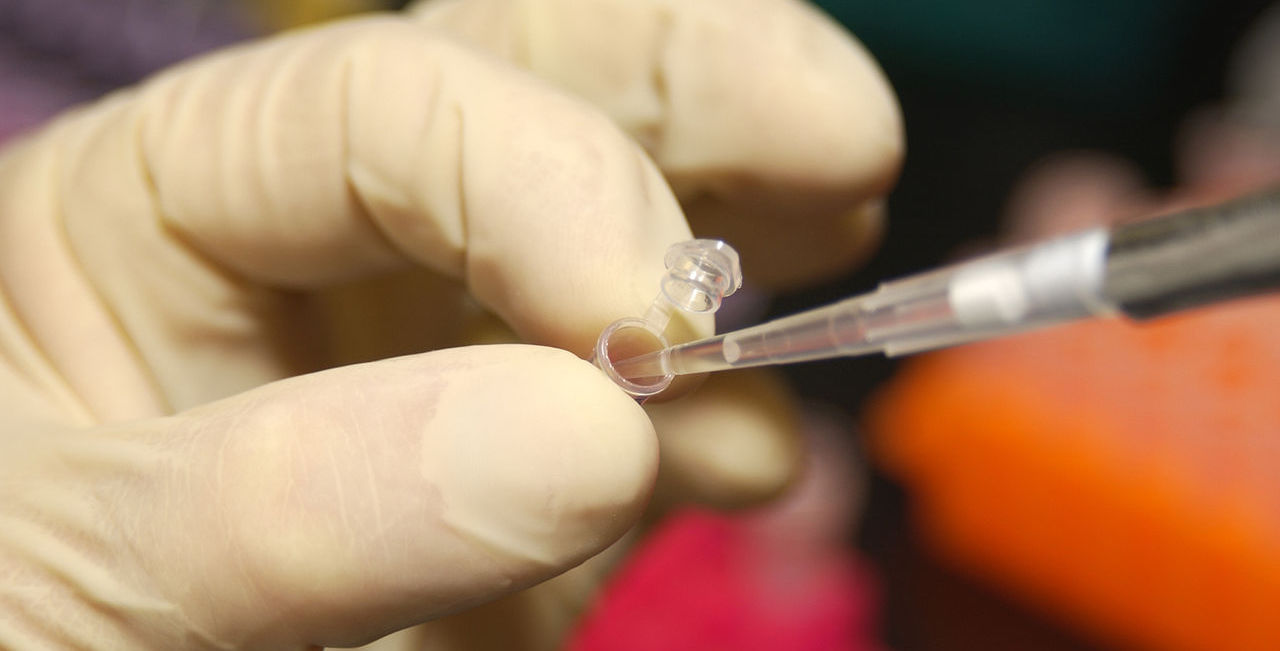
(609, 347), (673, 381)
(609, 227), (1114, 379)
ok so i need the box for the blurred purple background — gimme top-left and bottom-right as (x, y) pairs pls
(0, 0), (256, 141)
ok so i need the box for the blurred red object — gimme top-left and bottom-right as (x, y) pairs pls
(568, 507), (884, 651)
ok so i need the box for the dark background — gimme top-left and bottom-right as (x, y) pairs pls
(778, 1), (1275, 649)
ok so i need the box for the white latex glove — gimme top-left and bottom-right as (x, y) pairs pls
(0, 1), (900, 649)
(408, 0), (900, 289)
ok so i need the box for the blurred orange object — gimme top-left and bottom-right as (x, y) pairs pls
(869, 296), (1280, 651)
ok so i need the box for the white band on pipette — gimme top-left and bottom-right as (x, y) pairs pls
(949, 227), (1113, 331)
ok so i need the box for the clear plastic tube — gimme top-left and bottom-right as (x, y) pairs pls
(591, 239), (742, 399)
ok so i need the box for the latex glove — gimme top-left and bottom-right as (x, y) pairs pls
(407, 0), (900, 289)
(0, 3), (900, 651)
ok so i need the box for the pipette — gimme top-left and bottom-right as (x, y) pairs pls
(609, 187), (1280, 387)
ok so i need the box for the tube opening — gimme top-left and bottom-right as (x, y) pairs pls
(592, 318), (673, 399)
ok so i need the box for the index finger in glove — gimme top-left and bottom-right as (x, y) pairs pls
(410, 0), (903, 287)
(0, 17), (704, 416)
(143, 17), (698, 345)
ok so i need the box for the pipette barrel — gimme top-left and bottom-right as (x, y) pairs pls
(610, 187), (1280, 382)
(613, 228), (1114, 378)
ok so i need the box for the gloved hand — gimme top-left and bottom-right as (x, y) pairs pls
(0, 1), (901, 649)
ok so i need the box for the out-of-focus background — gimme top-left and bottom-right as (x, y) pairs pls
(5, 1), (1280, 649)
(793, 2), (1280, 650)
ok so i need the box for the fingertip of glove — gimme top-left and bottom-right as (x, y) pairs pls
(659, 0), (903, 196)
(419, 346), (659, 565)
(181, 346), (656, 646)
(646, 370), (804, 510)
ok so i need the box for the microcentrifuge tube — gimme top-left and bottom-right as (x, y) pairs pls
(592, 239), (741, 400)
